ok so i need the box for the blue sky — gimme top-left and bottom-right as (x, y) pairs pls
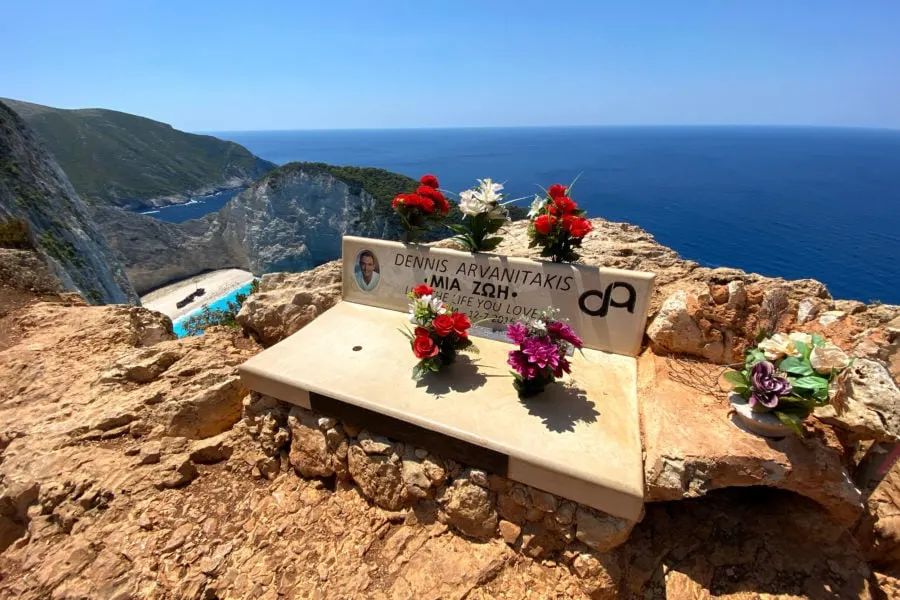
(2, 1), (899, 131)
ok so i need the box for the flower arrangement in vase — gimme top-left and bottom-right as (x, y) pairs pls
(506, 309), (583, 398)
(527, 183), (593, 263)
(391, 174), (451, 243)
(401, 284), (474, 380)
(724, 332), (852, 436)
(448, 178), (511, 252)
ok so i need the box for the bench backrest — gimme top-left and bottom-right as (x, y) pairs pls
(341, 236), (655, 357)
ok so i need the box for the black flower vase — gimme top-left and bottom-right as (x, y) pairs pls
(438, 338), (457, 366)
(514, 373), (554, 398)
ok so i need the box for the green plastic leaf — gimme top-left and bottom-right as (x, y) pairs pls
(813, 386), (830, 402)
(792, 375), (829, 390)
(811, 334), (826, 347)
(745, 349), (767, 367)
(793, 341), (809, 359)
(412, 363), (429, 381)
(779, 356), (814, 376)
(732, 385), (750, 396)
(480, 237), (504, 251)
(723, 370), (748, 388)
(775, 410), (807, 437)
(447, 224), (469, 234)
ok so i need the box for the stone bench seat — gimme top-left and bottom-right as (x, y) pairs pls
(239, 300), (645, 521)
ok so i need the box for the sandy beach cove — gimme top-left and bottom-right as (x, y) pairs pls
(140, 269), (255, 321)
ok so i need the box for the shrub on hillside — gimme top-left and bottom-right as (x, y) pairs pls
(0, 218), (32, 249)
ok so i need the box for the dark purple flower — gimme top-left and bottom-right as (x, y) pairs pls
(506, 322), (529, 345)
(749, 360), (793, 408)
(553, 357), (572, 378)
(508, 350), (538, 379)
(546, 320), (583, 349)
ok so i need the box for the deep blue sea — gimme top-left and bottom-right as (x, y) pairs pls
(208, 127), (900, 304)
(140, 187), (244, 223)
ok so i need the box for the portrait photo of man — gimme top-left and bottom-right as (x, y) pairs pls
(354, 249), (380, 292)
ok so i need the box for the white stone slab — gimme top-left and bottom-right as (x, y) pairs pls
(342, 236), (655, 357)
(239, 301), (645, 521)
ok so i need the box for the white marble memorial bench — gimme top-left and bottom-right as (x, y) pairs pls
(239, 236), (655, 522)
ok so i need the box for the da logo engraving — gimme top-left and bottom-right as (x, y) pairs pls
(578, 282), (637, 317)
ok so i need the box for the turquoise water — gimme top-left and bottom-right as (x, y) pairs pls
(173, 282), (253, 337)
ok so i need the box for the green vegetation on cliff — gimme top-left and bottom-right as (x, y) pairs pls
(266, 162), (528, 224)
(2, 98), (277, 209)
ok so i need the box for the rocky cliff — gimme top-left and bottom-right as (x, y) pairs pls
(2, 217), (900, 598)
(97, 163), (410, 294)
(3, 98), (276, 210)
(0, 100), (137, 304)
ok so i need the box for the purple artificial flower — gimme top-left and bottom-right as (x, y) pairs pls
(508, 350), (538, 379)
(522, 336), (560, 371)
(749, 360), (793, 408)
(546, 320), (583, 349)
(506, 322), (530, 345)
(553, 356), (572, 378)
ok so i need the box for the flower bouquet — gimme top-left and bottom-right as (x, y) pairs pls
(506, 309), (583, 398)
(527, 183), (593, 263)
(401, 284), (474, 380)
(448, 178), (510, 252)
(391, 174), (451, 243)
(724, 332), (852, 436)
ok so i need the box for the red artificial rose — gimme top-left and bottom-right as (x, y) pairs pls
(392, 195), (403, 209)
(413, 334), (439, 359)
(451, 312), (471, 337)
(533, 214), (557, 235)
(405, 193), (434, 214)
(412, 284), (433, 298)
(548, 204), (559, 216)
(417, 185), (437, 198)
(414, 326), (431, 338)
(548, 184), (567, 199)
(566, 217), (593, 238)
(435, 193), (450, 215)
(420, 174), (440, 189)
(432, 313), (454, 337)
(552, 196), (577, 215)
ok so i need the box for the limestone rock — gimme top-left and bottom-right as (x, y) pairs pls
(0, 479), (39, 551)
(138, 441), (162, 465)
(816, 358), (900, 442)
(287, 405), (346, 477)
(105, 347), (182, 383)
(165, 377), (248, 439)
(347, 442), (406, 510)
(237, 263), (344, 346)
(436, 473), (498, 540)
(646, 290), (725, 361)
(388, 534), (512, 600)
(571, 551), (622, 600)
(189, 432), (235, 464)
(153, 454), (198, 489)
(575, 507), (633, 553)
(498, 520), (521, 545)
(358, 431), (395, 455)
(639, 351), (864, 526)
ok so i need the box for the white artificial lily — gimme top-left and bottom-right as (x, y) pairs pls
(459, 178), (507, 217)
(527, 195), (546, 218)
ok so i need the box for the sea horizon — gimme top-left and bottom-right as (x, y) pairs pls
(204, 124), (900, 136)
(153, 126), (900, 305)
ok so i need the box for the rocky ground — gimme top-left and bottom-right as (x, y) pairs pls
(2, 219), (900, 598)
